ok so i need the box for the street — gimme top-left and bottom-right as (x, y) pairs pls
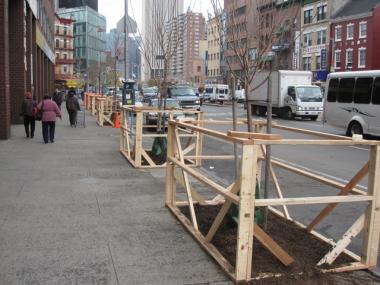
(199, 103), (379, 274)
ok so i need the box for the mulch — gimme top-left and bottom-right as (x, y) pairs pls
(179, 205), (380, 285)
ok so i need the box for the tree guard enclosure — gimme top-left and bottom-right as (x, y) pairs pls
(119, 106), (203, 168)
(165, 119), (380, 284)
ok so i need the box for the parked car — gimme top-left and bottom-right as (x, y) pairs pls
(145, 98), (184, 126)
(167, 85), (201, 110)
(142, 87), (159, 102)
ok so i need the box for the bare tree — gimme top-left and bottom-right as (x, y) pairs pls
(211, 0), (302, 229)
(128, 0), (182, 133)
(211, 0), (302, 132)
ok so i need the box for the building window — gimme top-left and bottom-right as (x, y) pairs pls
(64, 26), (67, 35)
(197, 66), (201, 72)
(55, 39), (59, 48)
(303, 57), (311, 70)
(63, 66), (68, 73)
(316, 55), (321, 70)
(359, 22), (367, 38)
(304, 33), (312, 47)
(346, 49), (353, 69)
(304, 9), (312, 24)
(335, 51), (341, 69)
(347, 24), (354, 40)
(55, 26), (59, 35)
(56, 53), (59, 59)
(63, 39), (67, 48)
(317, 30), (326, 45)
(358, 48), (366, 68)
(63, 53), (67, 59)
(335, 26), (342, 41)
(317, 5), (327, 21)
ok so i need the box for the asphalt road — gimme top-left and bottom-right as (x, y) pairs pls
(199, 103), (380, 274)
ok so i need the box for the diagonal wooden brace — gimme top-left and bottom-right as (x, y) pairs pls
(307, 161), (369, 232)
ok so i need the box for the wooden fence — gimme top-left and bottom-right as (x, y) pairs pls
(165, 119), (380, 284)
(120, 107), (203, 168)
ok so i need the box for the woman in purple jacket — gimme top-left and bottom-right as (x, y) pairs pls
(36, 95), (62, 144)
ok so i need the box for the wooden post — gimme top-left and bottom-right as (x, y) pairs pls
(166, 123), (176, 206)
(195, 112), (204, 167)
(361, 145), (380, 269)
(235, 144), (258, 282)
(98, 100), (104, 126)
(134, 112), (143, 167)
(120, 108), (125, 152)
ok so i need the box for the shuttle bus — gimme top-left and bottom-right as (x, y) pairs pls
(324, 71), (380, 137)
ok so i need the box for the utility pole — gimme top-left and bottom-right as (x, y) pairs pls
(124, 0), (128, 81)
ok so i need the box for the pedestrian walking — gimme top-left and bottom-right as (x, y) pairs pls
(36, 95), (62, 144)
(20, 92), (37, 138)
(53, 90), (64, 109)
(66, 88), (81, 127)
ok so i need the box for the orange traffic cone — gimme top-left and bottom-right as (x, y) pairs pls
(113, 112), (120, 128)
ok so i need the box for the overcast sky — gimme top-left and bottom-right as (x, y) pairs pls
(98, 0), (221, 32)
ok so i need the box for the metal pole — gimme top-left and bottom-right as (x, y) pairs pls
(231, 75), (239, 180)
(124, 0), (128, 81)
(263, 61), (273, 230)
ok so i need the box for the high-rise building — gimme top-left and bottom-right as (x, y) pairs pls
(141, 0), (184, 81)
(0, 0), (56, 139)
(57, 6), (106, 90)
(59, 0), (98, 12)
(207, 16), (222, 83)
(168, 11), (206, 86)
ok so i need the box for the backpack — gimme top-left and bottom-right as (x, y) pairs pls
(67, 97), (77, 111)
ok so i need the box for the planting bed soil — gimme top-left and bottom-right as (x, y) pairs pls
(180, 205), (380, 284)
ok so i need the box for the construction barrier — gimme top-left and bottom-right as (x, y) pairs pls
(96, 96), (121, 127)
(165, 119), (380, 284)
(120, 106), (203, 168)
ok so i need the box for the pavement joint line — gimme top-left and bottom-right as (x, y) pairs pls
(95, 193), (101, 216)
(272, 156), (368, 191)
(107, 244), (120, 285)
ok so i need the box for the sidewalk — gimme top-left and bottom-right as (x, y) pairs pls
(0, 105), (231, 285)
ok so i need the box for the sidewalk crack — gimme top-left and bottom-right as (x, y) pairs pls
(107, 244), (120, 285)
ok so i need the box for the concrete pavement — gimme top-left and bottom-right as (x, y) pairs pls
(0, 105), (231, 285)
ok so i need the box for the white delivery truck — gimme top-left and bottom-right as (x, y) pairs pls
(249, 70), (324, 120)
(204, 84), (229, 103)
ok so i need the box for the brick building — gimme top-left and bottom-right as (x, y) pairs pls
(330, 0), (380, 72)
(55, 14), (75, 88)
(300, 0), (350, 83)
(207, 16), (223, 83)
(0, 0), (55, 139)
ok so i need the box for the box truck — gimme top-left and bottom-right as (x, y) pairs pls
(248, 70), (323, 120)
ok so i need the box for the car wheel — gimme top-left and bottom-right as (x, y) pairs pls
(346, 121), (363, 137)
(309, 115), (318, 121)
(284, 108), (294, 120)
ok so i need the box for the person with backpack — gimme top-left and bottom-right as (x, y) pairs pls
(20, 92), (37, 138)
(53, 89), (63, 109)
(36, 95), (62, 144)
(66, 88), (81, 127)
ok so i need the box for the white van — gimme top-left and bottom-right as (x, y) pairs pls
(324, 71), (380, 136)
(204, 84), (229, 103)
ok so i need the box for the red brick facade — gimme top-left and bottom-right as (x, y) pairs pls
(0, 0), (10, 139)
(0, 0), (55, 139)
(330, 4), (380, 72)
